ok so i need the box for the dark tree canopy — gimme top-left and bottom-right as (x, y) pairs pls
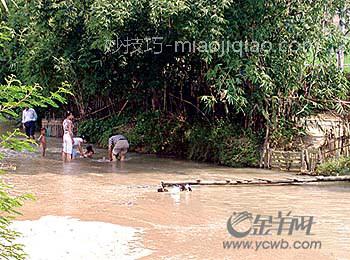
(1, 0), (350, 149)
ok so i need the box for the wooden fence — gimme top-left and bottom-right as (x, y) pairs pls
(265, 135), (350, 172)
(42, 119), (79, 138)
(261, 115), (350, 172)
(42, 119), (63, 137)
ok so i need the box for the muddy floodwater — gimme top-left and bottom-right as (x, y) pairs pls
(2, 136), (350, 260)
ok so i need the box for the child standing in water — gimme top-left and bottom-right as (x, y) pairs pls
(38, 128), (47, 157)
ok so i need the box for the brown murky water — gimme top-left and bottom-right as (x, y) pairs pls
(2, 136), (350, 260)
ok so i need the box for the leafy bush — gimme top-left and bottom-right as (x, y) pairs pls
(185, 124), (214, 162)
(316, 157), (350, 176)
(79, 112), (189, 154)
(218, 136), (260, 167)
(78, 116), (130, 147)
(186, 121), (261, 167)
(79, 113), (262, 167)
(127, 112), (189, 155)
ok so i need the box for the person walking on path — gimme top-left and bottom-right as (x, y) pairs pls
(108, 135), (129, 161)
(22, 107), (37, 139)
(62, 112), (74, 162)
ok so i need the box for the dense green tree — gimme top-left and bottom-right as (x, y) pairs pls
(1, 0), (350, 154)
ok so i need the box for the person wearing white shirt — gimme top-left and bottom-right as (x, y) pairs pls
(22, 107), (38, 139)
(72, 137), (85, 158)
(62, 112), (74, 162)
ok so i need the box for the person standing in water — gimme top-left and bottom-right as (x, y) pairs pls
(22, 107), (37, 139)
(108, 134), (129, 161)
(62, 112), (74, 162)
(37, 127), (47, 157)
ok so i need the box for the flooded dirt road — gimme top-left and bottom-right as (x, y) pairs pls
(2, 137), (350, 259)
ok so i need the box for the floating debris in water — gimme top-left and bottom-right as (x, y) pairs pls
(183, 184), (192, 192)
(170, 185), (181, 194)
(157, 181), (168, 192)
(157, 187), (168, 192)
(157, 182), (192, 192)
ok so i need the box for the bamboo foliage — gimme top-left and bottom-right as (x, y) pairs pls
(1, 0), (350, 170)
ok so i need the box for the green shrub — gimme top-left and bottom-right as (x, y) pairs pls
(185, 124), (214, 162)
(186, 121), (261, 167)
(78, 116), (131, 147)
(78, 113), (262, 167)
(316, 157), (350, 176)
(218, 136), (260, 167)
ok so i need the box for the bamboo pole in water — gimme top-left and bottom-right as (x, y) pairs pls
(161, 175), (350, 188)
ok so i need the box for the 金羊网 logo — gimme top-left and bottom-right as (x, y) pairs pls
(227, 211), (253, 238)
(227, 211), (315, 238)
